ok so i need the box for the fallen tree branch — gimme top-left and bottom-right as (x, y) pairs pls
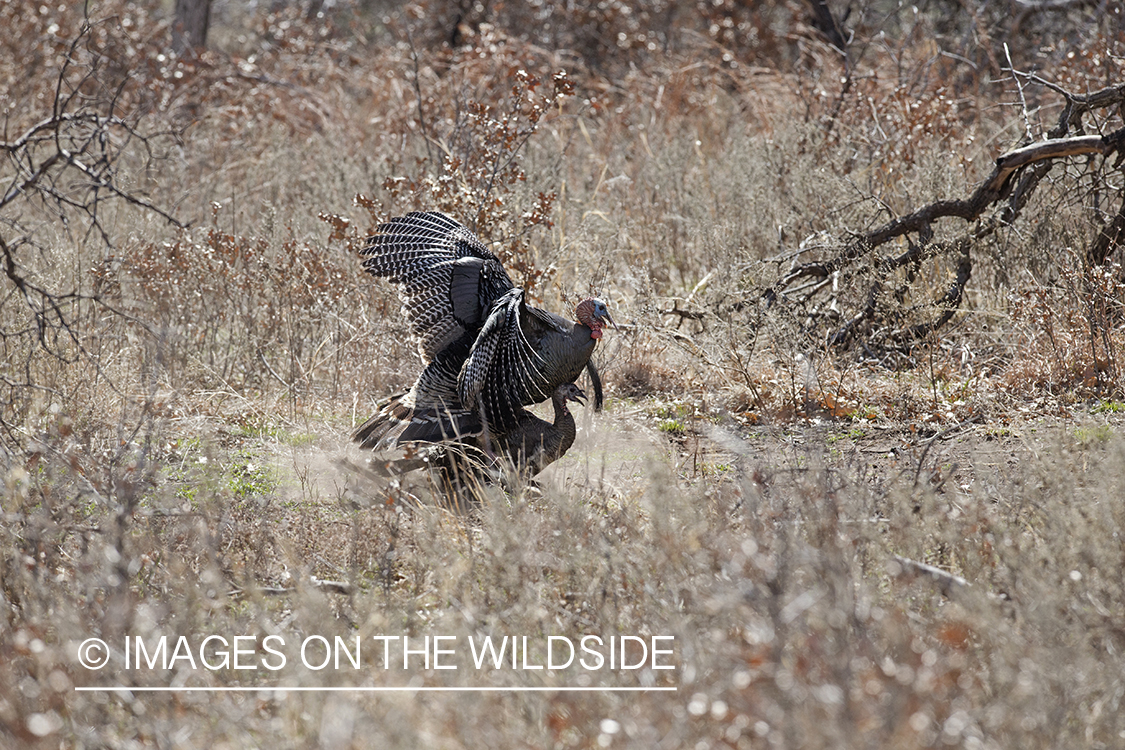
(760, 80), (1125, 352)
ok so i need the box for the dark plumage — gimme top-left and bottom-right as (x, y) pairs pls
(353, 211), (615, 468)
(364, 382), (587, 486)
(495, 382), (586, 476)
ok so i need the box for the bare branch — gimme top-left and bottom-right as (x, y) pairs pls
(760, 80), (1125, 352)
(989, 132), (1123, 189)
(1, 15), (183, 450)
(229, 577), (355, 598)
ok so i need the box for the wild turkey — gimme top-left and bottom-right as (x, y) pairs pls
(353, 211), (615, 456)
(494, 381), (586, 476)
(365, 382), (587, 484)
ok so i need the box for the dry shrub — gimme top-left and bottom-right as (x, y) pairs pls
(1001, 260), (1125, 399)
(358, 51), (574, 294)
(121, 210), (381, 406)
(402, 0), (799, 78)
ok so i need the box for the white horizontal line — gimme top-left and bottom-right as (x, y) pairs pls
(75, 686), (677, 693)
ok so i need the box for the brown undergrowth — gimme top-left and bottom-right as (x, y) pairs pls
(3, 2), (1125, 748)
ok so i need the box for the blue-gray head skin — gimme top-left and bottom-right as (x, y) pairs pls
(558, 382), (587, 405)
(575, 298), (618, 340)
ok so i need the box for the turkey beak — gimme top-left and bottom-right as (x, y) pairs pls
(570, 387), (587, 405)
(600, 311), (619, 332)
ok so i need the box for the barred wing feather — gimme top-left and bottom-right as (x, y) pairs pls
(360, 211), (514, 363)
(459, 288), (574, 433)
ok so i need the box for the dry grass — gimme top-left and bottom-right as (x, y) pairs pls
(3, 1), (1125, 748)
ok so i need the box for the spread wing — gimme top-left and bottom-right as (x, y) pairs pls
(458, 288), (569, 432)
(359, 211), (515, 363)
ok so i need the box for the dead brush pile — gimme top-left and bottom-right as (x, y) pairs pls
(2, 1), (1125, 748)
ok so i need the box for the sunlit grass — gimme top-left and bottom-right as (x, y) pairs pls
(2, 2), (1124, 748)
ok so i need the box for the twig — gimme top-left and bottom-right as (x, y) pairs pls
(889, 554), (969, 596)
(1004, 43), (1035, 142)
(407, 31), (437, 169)
(229, 577), (354, 598)
(911, 412), (983, 487)
(258, 349), (295, 393)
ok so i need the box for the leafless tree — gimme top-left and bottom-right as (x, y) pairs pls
(172, 0), (213, 52)
(1, 19), (181, 448)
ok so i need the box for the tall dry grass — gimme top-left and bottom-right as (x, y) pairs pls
(3, 1), (1125, 748)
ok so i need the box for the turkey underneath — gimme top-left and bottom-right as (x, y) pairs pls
(496, 382), (586, 475)
(365, 382), (587, 484)
(353, 211), (615, 468)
